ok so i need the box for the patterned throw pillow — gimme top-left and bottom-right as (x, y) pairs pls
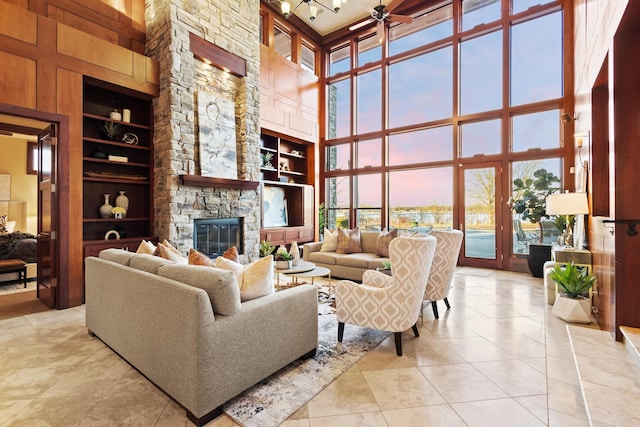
(222, 246), (240, 263)
(336, 227), (363, 254)
(0, 215), (7, 234)
(375, 228), (398, 257)
(215, 255), (274, 302)
(188, 248), (215, 266)
(154, 241), (188, 264)
(320, 228), (338, 252)
(136, 240), (156, 254)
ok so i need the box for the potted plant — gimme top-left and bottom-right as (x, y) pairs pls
(510, 168), (560, 277)
(275, 250), (293, 269)
(259, 240), (275, 257)
(550, 262), (596, 323)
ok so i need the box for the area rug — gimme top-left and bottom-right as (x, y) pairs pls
(223, 278), (389, 427)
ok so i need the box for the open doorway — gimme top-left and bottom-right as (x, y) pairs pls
(0, 113), (53, 317)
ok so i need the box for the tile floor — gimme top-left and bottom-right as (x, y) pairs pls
(0, 268), (594, 426)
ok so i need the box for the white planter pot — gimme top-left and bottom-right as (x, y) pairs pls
(552, 295), (592, 323)
(275, 260), (292, 270)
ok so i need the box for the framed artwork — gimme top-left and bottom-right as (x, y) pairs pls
(263, 186), (288, 227)
(0, 174), (10, 200)
(197, 91), (238, 179)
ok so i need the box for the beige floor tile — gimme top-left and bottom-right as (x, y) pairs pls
(0, 365), (75, 400)
(419, 363), (508, 403)
(403, 338), (467, 367)
(356, 339), (415, 371)
(463, 318), (518, 337)
(451, 397), (546, 427)
(306, 372), (379, 418)
(581, 382), (640, 426)
(496, 316), (545, 335)
(520, 357), (547, 376)
(0, 399), (32, 427)
(362, 367), (445, 411)
(483, 331), (547, 359)
(281, 419), (311, 427)
(516, 394), (548, 423)
(1, 395), (97, 427)
(548, 409), (590, 426)
(383, 404), (467, 427)
(546, 355), (580, 385)
(308, 411), (388, 427)
(473, 358), (547, 397)
(441, 336), (516, 362)
(547, 378), (588, 420)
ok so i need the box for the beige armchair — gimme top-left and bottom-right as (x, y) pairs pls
(335, 235), (437, 356)
(423, 229), (463, 319)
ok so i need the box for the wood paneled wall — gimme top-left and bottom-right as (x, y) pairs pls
(3, 0), (146, 54)
(574, 0), (640, 340)
(0, 0), (158, 308)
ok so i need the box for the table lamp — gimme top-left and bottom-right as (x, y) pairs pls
(546, 192), (589, 248)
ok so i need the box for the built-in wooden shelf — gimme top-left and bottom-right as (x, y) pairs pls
(180, 175), (260, 190)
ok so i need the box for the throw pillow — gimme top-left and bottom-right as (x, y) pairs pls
(222, 246), (240, 263)
(320, 228), (339, 252)
(375, 228), (398, 257)
(136, 240), (156, 255)
(154, 242), (188, 264)
(336, 227), (363, 254)
(161, 239), (183, 256)
(0, 215), (6, 234)
(215, 255), (274, 302)
(188, 248), (215, 267)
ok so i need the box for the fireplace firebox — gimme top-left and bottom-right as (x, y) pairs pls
(193, 217), (243, 258)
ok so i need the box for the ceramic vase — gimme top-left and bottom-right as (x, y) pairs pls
(290, 241), (300, 266)
(99, 194), (113, 218)
(115, 191), (129, 217)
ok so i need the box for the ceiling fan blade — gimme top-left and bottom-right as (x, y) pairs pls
(349, 17), (374, 31)
(388, 14), (413, 24)
(384, 0), (406, 13)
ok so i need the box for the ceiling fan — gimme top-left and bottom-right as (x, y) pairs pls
(349, 0), (413, 38)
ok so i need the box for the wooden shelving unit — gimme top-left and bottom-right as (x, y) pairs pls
(259, 130), (315, 246)
(82, 79), (155, 254)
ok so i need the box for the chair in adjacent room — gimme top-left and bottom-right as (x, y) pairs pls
(422, 229), (463, 320)
(335, 234), (437, 356)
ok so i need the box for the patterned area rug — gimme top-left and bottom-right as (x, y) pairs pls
(223, 277), (389, 427)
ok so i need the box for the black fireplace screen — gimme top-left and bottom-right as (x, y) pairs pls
(193, 217), (243, 258)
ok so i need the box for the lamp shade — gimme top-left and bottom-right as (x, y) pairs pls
(546, 192), (589, 215)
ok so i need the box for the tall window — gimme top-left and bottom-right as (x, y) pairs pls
(323, 1), (567, 265)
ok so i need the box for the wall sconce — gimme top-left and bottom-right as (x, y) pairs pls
(574, 132), (589, 148)
(602, 219), (639, 237)
(561, 112), (577, 124)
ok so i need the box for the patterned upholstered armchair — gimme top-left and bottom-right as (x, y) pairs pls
(335, 235), (437, 356)
(423, 229), (463, 319)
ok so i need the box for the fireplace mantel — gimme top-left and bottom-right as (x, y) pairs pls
(180, 175), (259, 190)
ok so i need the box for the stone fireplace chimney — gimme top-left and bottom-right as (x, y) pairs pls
(145, 0), (261, 261)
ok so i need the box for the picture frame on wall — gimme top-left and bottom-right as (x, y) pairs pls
(197, 91), (238, 179)
(263, 186), (288, 227)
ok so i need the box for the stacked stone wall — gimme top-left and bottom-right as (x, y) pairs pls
(145, 0), (261, 260)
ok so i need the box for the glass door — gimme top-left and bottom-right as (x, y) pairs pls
(458, 162), (502, 269)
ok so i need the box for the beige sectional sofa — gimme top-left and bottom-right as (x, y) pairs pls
(85, 249), (318, 426)
(302, 230), (389, 281)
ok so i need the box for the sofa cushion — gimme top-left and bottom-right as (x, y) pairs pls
(99, 248), (135, 266)
(215, 255), (275, 302)
(189, 248), (215, 266)
(308, 251), (338, 265)
(360, 231), (380, 254)
(320, 228), (338, 252)
(157, 264), (241, 315)
(337, 253), (380, 269)
(336, 227), (362, 254)
(375, 228), (397, 257)
(130, 253), (176, 274)
(136, 240), (156, 255)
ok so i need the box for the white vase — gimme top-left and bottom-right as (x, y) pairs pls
(290, 241), (300, 266)
(99, 194), (113, 218)
(115, 191), (129, 217)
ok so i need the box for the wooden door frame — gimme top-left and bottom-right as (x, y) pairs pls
(0, 103), (69, 309)
(457, 161), (503, 270)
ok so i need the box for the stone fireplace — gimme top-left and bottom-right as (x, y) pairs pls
(145, 0), (261, 261)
